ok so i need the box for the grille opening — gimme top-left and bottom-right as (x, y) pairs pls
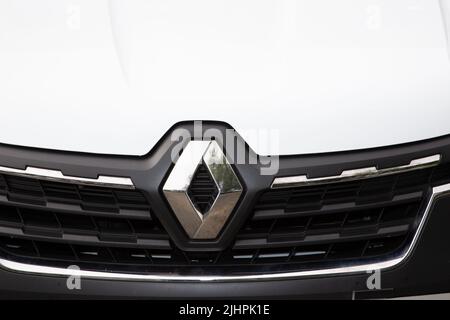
(328, 241), (366, 259)
(322, 182), (360, 204)
(150, 250), (174, 263)
(364, 236), (407, 257)
(6, 176), (43, 198)
(38, 242), (76, 260)
(21, 209), (60, 229)
(0, 237), (37, 257)
(309, 213), (346, 230)
(231, 250), (255, 262)
(241, 219), (274, 236)
(0, 205), (21, 226)
(58, 214), (97, 235)
(271, 217), (309, 235)
(73, 245), (113, 262)
(185, 252), (218, 264)
(343, 209), (380, 227)
(187, 163), (219, 214)
(111, 247), (150, 264)
(257, 248), (291, 262)
(129, 220), (165, 238)
(97, 218), (133, 234)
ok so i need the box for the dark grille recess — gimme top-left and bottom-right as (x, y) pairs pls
(187, 163), (218, 214)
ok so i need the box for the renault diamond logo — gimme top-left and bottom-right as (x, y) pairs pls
(163, 141), (243, 239)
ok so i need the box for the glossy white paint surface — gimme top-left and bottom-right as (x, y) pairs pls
(0, 0), (449, 156)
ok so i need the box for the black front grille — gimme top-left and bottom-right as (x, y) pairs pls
(0, 175), (151, 218)
(187, 163), (219, 214)
(0, 174), (170, 250)
(229, 162), (450, 268)
(0, 160), (448, 276)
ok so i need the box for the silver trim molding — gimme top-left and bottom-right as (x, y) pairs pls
(1, 182), (449, 282)
(271, 154), (441, 189)
(0, 165), (135, 189)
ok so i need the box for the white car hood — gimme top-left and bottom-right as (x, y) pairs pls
(1, 0), (450, 156)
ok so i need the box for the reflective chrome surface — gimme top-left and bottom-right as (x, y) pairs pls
(0, 165), (135, 189)
(163, 141), (243, 239)
(1, 182), (448, 282)
(271, 154), (441, 189)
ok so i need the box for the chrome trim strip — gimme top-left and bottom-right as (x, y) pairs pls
(271, 154), (441, 189)
(0, 165), (135, 189)
(0, 182), (448, 282)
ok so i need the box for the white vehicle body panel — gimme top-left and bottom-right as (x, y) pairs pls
(0, 0), (449, 156)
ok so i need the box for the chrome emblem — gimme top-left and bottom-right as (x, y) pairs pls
(163, 141), (243, 239)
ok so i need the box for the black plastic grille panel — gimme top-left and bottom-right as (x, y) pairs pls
(0, 175), (150, 217)
(0, 160), (448, 275)
(0, 233), (408, 269)
(0, 174), (170, 251)
(227, 162), (450, 272)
